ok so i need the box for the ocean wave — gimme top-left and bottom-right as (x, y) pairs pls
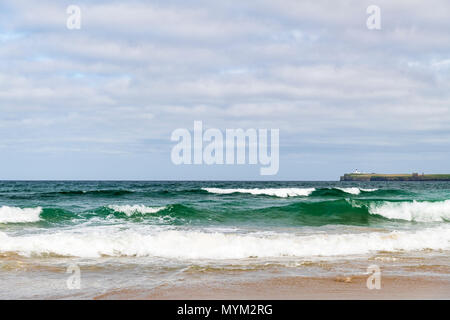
(0, 226), (448, 258)
(202, 188), (316, 197)
(48, 189), (134, 197)
(103, 200), (384, 226)
(107, 205), (167, 216)
(2, 199), (446, 226)
(335, 187), (378, 195)
(202, 187), (380, 197)
(0, 206), (42, 223)
(369, 200), (450, 222)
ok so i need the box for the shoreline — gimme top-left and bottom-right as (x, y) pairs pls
(94, 275), (450, 300)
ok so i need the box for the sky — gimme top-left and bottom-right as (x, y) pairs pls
(0, 0), (449, 180)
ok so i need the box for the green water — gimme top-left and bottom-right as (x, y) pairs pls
(0, 181), (449, 298)
(0, 181), (449, 230)
(1, 180), (449, 259)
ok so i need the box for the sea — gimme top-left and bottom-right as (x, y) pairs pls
(0, 180), (449, 298)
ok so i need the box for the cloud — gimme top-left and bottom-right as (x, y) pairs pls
(0, 0), (449, 179)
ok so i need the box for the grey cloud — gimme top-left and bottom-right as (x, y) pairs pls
(0, 0), (449, 178)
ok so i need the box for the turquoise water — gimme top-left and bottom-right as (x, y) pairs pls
(1, 181), (449, 228)
(0, 181), (449, 298)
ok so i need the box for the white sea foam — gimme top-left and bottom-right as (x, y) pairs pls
(0, 226), (448, 258)
(202, 188), (316, 197)
(360, 188), (378, 192)
(336, 187), (378, 195)
(107, 205), (166, 216)
(203, 187), (378, 197)
(0, 206), (42, 223)
(369, 200), (450, 222)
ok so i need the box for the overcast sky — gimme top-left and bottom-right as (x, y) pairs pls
(1, 0), (449, 180)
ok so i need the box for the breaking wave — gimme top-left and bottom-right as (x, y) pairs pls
(0, 226), (448, 258)
(2, 199), (448, 226)
(107, 205), (167, 216)
(203, 187), (316, 197)
(202, 187), (381, 197)
(0, 206), (42, 223)
(369, 200), (450, 222)
(335, 187), (378, 195)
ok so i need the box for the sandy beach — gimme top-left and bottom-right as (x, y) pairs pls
(94, 275), (450, 300)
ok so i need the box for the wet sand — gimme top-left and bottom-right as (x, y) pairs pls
(94, 275), (450, 300)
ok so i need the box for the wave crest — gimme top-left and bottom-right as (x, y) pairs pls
(202, 188), (316, 197)
(0, 226), (448, 258)
(203, 187), (379, 197)
(369, 200), (450, 222)
(0, 206), (42, 223)
(336, 187), (378, 195)
(107, 205), (166, 216)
